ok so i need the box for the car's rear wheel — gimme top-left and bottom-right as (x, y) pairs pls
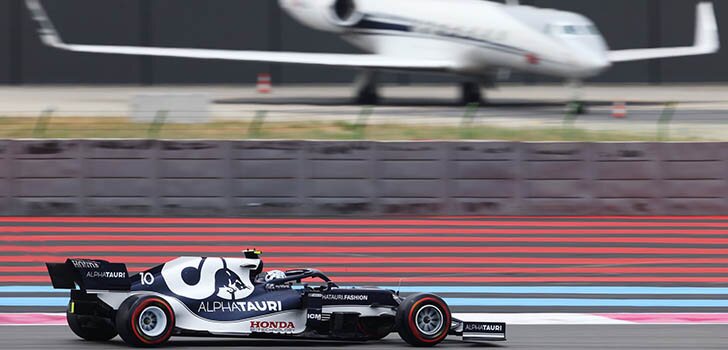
(116, 296), (175, 347)
(66, 303), (118, 341)
(396, 293), (451, 347)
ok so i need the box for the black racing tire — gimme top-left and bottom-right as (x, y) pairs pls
(116, 296), (175, 347)
(358, 316), (394, 340)
(66, 303), (118, 341)
(396, 293), (451, 347)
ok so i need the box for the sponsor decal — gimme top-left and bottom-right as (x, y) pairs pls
(70, 260), (100, 269)
(250, 321), (296, 333)
(322, 294), (368, 301)
(85, 271), (126, 279)
(307, 313), (322, 321)
(465, 323), (504, 333)
(197, 300), (283, 313)
(265, 284), (292, 291)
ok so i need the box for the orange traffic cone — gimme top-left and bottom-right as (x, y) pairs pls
(257, 73), (272, 94)
(612, 102), (627, 118)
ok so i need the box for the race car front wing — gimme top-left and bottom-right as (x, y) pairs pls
(451, 319), (507, 342)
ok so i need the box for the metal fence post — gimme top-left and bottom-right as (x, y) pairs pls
(459, 103), (479, 139)
(32, 108), (54, 138)
(353, 106), (372, 139)
(147, 110), (168, 138)
(562, 105), (579, 140)
(248, 110), (267, 138)
(657, 102), (677, 141)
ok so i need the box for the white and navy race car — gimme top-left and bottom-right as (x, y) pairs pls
(46, 250), (506, 347)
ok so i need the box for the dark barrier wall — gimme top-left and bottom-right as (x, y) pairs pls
(2, 140), (727, 217)
(1, 0), (725, 84)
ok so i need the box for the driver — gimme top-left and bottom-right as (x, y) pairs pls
(265, 270), (287, 282)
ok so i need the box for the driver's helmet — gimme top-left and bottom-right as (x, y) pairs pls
(264, 270), (286, 282)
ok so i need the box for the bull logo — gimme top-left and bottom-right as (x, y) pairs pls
(161, 257), (257, 301)
(215, 265), (250, 300)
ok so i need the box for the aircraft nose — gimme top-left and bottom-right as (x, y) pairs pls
(579, 54), (611, 75)
(590, 56), (611, 70)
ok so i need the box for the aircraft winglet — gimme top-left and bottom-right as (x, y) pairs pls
(25, 0), (66, 49)
(608, 2), (719, 62)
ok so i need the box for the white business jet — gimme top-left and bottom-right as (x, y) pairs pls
(25, 0), (719, 109)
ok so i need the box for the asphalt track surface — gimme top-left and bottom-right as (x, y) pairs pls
(2, 325), (727, 350)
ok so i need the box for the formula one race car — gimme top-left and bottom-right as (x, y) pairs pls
(46, 250), (506, 347)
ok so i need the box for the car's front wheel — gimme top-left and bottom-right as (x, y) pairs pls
(396, 293), (451, 347)
(116, 296), (175, 347)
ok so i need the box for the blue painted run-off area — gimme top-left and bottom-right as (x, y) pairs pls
(3, 285), (728, 307)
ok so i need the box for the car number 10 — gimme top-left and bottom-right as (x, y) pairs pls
(140, 272), (155, 285)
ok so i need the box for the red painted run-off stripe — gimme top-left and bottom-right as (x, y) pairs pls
(0, 313), (65, 325)
(6, 255), (728, 265)
(4, 217), (728, 227)
(5, 234), (728, 244)
(430, 216), (728, 221)
(4, 245), (728, 255)
(8, 275), (728, 284)
(9, 265), (728, 275)
(596, 313), (728, 323)
(4, 226), (728, 235)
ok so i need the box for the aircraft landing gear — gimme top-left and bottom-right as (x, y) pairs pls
(460, 82), (483, 105)
(567, 101), (588, 115)
(354, 71), (380, 105)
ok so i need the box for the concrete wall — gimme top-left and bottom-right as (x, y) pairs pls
(1, 0), (726, 84)
(2, 140), (727, 216)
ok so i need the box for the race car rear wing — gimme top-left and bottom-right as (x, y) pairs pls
(46, 258), (130, 291)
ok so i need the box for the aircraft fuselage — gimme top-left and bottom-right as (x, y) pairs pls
(280, 0), (612, 79)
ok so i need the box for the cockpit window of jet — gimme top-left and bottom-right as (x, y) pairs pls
(24, 0), (720, 109)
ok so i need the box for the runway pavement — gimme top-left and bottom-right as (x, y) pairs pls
(2, 84), (728, 139)
(2, 325), (727, 350)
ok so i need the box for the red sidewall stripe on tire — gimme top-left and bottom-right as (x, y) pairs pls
(130, 298), (174, 345)
(407, 297), (450, 344)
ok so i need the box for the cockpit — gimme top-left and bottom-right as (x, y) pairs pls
(546, 23), (600, 36)
(544, 20), (611, 77)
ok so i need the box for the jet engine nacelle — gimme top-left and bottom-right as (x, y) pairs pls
(279, 0), (363, 33)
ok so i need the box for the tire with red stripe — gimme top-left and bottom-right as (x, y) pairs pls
(116, 296), (175, 347)
(395, 293), (451, 347)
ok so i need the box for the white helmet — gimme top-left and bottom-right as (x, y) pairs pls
(264, 270), (286, 282)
